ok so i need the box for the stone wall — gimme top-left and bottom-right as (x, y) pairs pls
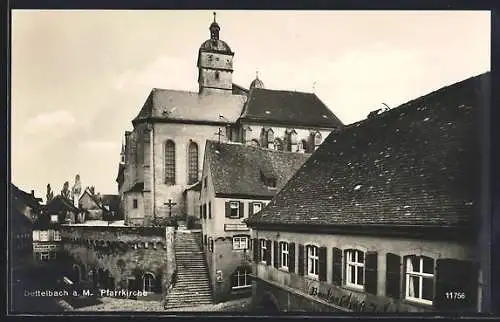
(60, 225), (175, 302)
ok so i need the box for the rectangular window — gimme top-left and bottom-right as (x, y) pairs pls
(230, 201), (239, 218)
(253, 202), (262, 215)
(133, 199), (138, 209)
(40, 252), (49, 261)
(32, 231), (40, 241)
(50, 215), (58, 223)
(405, 256), (434, 305)
(345, 249), (365, 289)
(280, 242), (289, 270)
(39, 231), (49, 242)
(203, 204), (207, 219)
(208, 202), (212, 219)
(233, 236), (248, 250)
(204, 177), (207, 189)
(53, 231), (61, 241)
(232, 268), (251, 289)
(260, 239), (267, 263)
(307, 246), (319, 278)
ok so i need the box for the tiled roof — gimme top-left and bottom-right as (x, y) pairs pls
(247, 72), (489, 229)
(10, 183), (42, 210)
(205, 140), (310, 198)
(240, 88), (344, 128)
(44, 195), (79, 214)
(132, 89), (246, 124)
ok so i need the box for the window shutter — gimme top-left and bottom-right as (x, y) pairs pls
(386, 253), (401, 299)
(249, 203), (254, 216)
(273, 241), (279, 268)
(298, 244), (305, 276)
(253, 239), (259, 262)
(289, 243), (296, 273)
(225, 202), (230, 218)
(239, 202), (244, 218)
(365, 251), (378, 295)
(434, 259), (478, 311)
(319, 246), (327, 282)
(332, 247), (343, 285)
(265, 240), (272, 265)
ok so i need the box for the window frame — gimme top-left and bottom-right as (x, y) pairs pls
(307, 245), (319, 279)
(188, 141), (199, 185)
(231, 267), (252, 290)
(132, 199), (138, 209)
(345, 249), (365, 290)
(164, 140), (176, 185)
(229, 201), (240, 218)
(405, 255), (435, 306)
(260, 239), (267, 263)
(279, 241), (289, 270)
(233, 236), (249, 250)
(143, 273), (155, 293)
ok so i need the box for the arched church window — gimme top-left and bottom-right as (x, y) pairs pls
(314, 132), (322, 150)
(266, 129), (274, 149)
(188, 141), (199, 185)
(273, 138), (283, 151)
(165, 140), (176, 185)
(143, 272), (155, 293)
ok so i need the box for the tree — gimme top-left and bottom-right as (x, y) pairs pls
(61, 181), (70, 199)
(46, 184), (54, 202)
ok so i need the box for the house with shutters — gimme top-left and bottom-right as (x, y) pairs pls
(199, 140), (310, 303)
(246, 72), (489, 313)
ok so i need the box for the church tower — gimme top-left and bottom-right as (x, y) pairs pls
(197, 12), (234, 95)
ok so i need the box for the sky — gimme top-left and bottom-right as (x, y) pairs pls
(11, 10), (490, 200)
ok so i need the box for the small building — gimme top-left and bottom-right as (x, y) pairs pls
(33, 195), (79, 261)
(246, 72), (489, 313)
(78, 187), (105, 221)
(10, 184), (41, 255)
(200, 140), (310, 302)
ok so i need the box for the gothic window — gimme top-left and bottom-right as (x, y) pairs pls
(164, 140), (176, 185)
(143, 273), (155, 293)
(314, 132), (322, 150)
(273, 138), (283, 151)
(266, 129), (274, 149)
(188, 141), (199, 184)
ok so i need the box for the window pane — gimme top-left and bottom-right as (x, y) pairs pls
(314, 259), (319, 275)
(407, 256), (419, 273)
(422, 277), (434, 301)
(349, 265), (355, 283)
(422, 257), (434, 274)
(239, 274), (245, 286)
(358, 251), (364, 264)
(357, 266), (364, 285)
(409, 275), (420, 298)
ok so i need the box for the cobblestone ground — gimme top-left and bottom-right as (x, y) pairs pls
(72, 297), (252, 312)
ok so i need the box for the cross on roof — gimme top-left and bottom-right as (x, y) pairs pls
(164, 199), (177, 217)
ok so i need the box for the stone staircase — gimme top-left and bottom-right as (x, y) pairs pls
(165, 231), (214, 309)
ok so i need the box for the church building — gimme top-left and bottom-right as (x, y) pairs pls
(116, 13), (344, 226)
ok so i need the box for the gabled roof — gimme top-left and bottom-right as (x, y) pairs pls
(204, 140), (310, 198)
(10, 183), (42, 210)
(79, 188), (104, 209)
(132, 88), (247, 125)
(239, 88), (344, 128)
(247, 72), (489, 229)
(44, 195), (79, 214)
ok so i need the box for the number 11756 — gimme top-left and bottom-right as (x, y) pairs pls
(445, 292), (466, 300)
